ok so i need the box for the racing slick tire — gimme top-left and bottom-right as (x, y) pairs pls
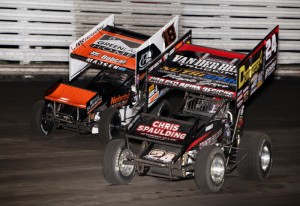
(195, 146), (226, 193)
(98, 108), (121, 143)
(30, 100), (54, 136)
(149, 99), (171, 117)
(237, 131), (272, 181)
(102, 139), (135, 185)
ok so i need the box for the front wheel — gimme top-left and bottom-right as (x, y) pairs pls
(237, 131), (272, 181)
(195, 146), (226, 193)
(98, 108), (122, 142)
(30, 100), (54, 136)
(102, 139), (135, 184)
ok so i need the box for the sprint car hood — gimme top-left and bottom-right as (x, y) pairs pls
(44, 83), (102, 113)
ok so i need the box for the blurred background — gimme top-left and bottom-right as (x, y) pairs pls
(0, 0), (299, 78)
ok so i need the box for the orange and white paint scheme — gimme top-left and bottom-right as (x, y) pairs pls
(71, 29), (145, 71)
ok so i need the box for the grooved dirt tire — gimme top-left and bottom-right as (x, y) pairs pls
(102, 139), (135, 185)
(237, 131), (272, 181)
(98, 108), (121, 143)
(30, 100), (54, 136)
(149, 100), (171, 117)
(195, 146), (226, 193)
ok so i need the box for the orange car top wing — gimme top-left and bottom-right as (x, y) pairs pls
(71, 28), (145, 71)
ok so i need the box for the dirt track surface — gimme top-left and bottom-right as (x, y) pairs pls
(0, 77), (299, 206)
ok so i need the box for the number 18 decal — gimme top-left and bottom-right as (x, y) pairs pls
(144, 149), (176, 163)
(266, 33), (277, 61)
(162, 24), (177, 48)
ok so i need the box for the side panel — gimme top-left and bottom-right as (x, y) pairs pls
(236, 26), (279, 108)
(69, 15), (114, 81)
(135, 16), (179, 86)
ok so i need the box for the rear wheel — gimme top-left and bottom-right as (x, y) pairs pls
(98, 108), (121, 142)
(195, 146), (226, 193)
(30, 100), (54, 136)
(237, 131), (272, 181)
(102, 139), (135, 184)
(149, 100), (171, 117)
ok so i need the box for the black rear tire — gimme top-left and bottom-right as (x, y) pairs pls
(149, 100), (171, 117)
(30, 100), (54, 136)
(237, 131), (272, 181)
(98, 108), (121, 143)
(102, 139), (135, 184)
(195, 146), (226, 193)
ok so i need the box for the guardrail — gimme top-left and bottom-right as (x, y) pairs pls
(0, 0), (299, 68)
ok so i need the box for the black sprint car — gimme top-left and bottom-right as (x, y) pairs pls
(102, 25), (279, 192)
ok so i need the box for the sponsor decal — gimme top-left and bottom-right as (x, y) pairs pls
(265, 58), (277, 79)
(101, 54), (127, 64)
(86, 58), (120, 70)
(90, 51), (100, 57)
(87, 94), (102, 114)
(250, 73), (258, 95)
(148, 84), (159, 106)
(91, 34), (141, 57)
(148, 76), (235, 99)
(243, 85), (250, 102)
(199, 129), (222, 149)
(110, 93), (130, 107)
(163, 73), (230, 89)
(136, 120), (186, 140)
(160, 66), (236, 84)
(148, 91), (159, 106)
(144, 149), (176, 163)
(163, 73), (196, 83)
(172, 54), (237, 76)
(138, 50), (153, 70)
(71, 26), (104, 51)
(238, 51), (263, 89)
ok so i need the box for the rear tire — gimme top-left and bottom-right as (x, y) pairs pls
(30, 100), (54, 136)
(195, 146), (226, 193)
(98, 108), (121, 143)
(149, 100), (171, 117)
(102, 139), (135, 184)
(237, 131), (272, 181)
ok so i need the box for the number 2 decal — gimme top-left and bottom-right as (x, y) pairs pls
(144, 149), (176, 163)
(266, 33), (277, 61)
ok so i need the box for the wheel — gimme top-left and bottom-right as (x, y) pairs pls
(102, 139), (135, 184)
(149, 100), (171, 117)
(195, 146), (226, 193)
(30, 100), (54, 136)
(237, 131), (272, 181)
(98, 108), (121, 142)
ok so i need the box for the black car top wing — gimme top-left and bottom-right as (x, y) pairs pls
(236, 25), (279, 108)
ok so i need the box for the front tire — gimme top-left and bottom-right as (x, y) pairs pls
(237, 131), (272, 181)
(195, 146), (226, 193)
(30, 100), (54, 136)
(102, 139), (135, 184)
(98, 108), (122, 142)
